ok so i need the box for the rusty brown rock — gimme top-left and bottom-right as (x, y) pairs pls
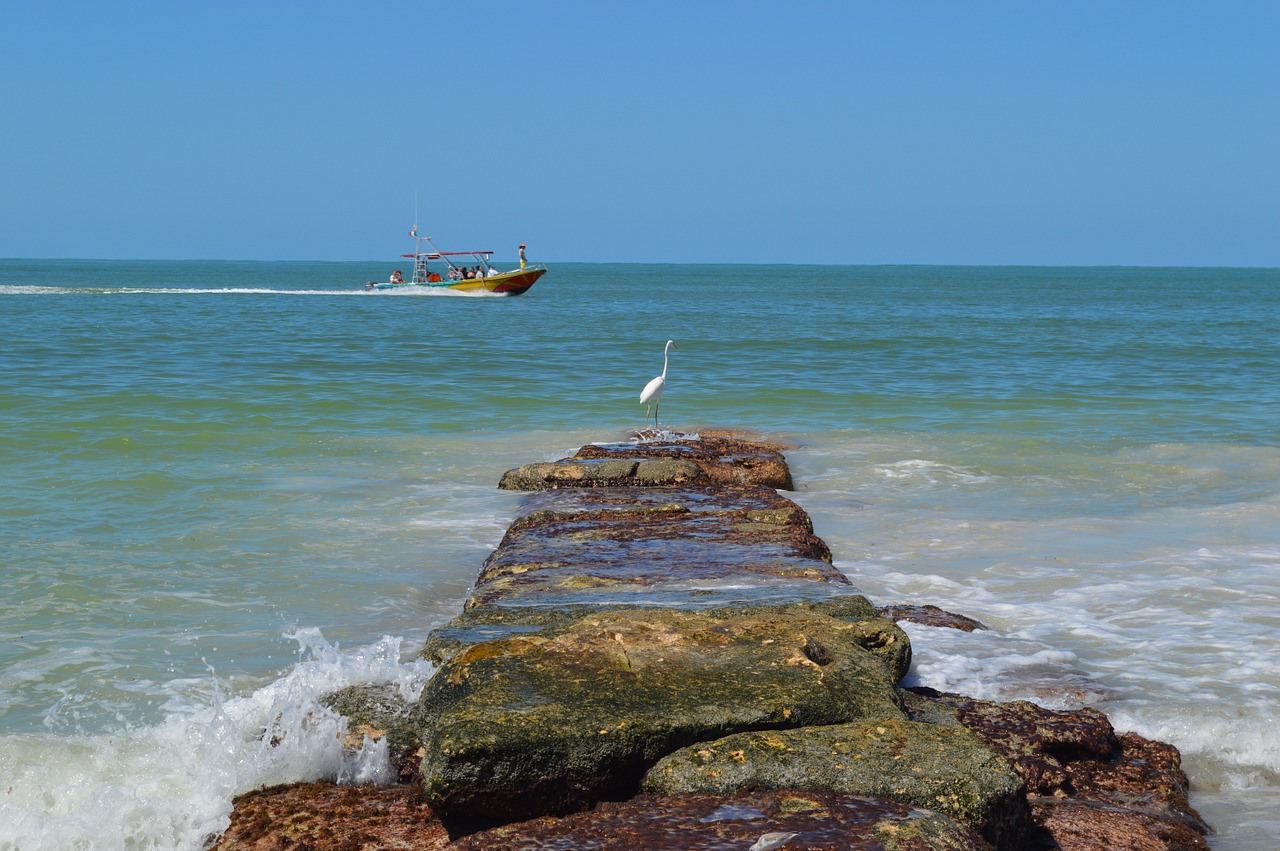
(903, 689), (1208, 849)
(1029, 797), (1209, 851)
(499, 458), (707, 490)
(210, 781), (448, 850)
(575, 432), (795, 490)
(449, 789), (991, 850)
(903, 688), (1116, 796)
(499, 433), (795, 491)
(1040, 731), (1209, 845)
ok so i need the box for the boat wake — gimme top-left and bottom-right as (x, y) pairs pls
(0, 285), (369, 296)
(0, 284), (517, 297)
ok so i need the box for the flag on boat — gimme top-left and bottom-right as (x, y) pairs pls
(409, 226), (418, 237)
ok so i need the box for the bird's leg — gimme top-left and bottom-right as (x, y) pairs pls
(654, 399), (660, 425)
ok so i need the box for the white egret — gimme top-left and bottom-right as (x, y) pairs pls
(639, 339), (678, 425)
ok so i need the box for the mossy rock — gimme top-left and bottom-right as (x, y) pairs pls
(642, 718), (1031, 850)
(419, 596), (897, 670)
(633, 458), (706, 485)
(416, 607), (908, 832)
(321, 683), (424, 756)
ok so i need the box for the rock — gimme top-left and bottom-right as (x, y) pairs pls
(1035, 731), (1210, 845)
(463, 485), (855, 612)
(416, 607), (909, 833)
(322, 683), (422, 757)
(1029, 797), (1208, 851)
(879, 604), (988, 632)
(904, 689), (1209, 849)
(642, 718), (1029, 850)
(421, 595), (897, 669)
(903, 689), (1120, 796)
(209, 781), (448, 850)
(499, 458), (708, 490)
(499, 433), (795, 491)
(448, 789), (991, 850)
(574, 433), (795, 490)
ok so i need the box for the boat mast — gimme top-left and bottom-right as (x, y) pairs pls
(410, 192), (429, 283)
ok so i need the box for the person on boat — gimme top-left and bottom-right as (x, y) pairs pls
(488, 264), (499, 277)
(475, 265), (485, 279)
(427, 271), (442, 283)
(519, 244), (527, 271)
(389, 269), (404, 284)
(448, 266), (460, 281)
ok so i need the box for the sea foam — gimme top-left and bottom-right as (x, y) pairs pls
(0, 630), (432, 851)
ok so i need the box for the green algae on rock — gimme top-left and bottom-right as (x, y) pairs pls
(420, 596), (902, 670)
(416, 607), (910, 831)
(642, 718), (1030, 850)
(321, 683), (424, 759)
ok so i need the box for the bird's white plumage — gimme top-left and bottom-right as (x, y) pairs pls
(640, 339), (677, 425)
(639, 375), (665, 404)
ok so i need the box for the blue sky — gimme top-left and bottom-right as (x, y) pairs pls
(3, 2), (1276, 265)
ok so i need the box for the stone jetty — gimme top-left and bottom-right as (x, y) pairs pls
(214, 430), (1210, 851)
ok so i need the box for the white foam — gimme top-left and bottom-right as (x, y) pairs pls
(0, 630), (433, 851)
(875, 458), (996, 485)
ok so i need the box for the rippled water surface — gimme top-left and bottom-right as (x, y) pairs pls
(2, 260), (1278, 848)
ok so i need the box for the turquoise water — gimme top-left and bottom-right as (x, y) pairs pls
(2, 261), (1279, 848)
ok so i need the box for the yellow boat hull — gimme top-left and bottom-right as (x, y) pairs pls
(445, 266), (546, 295)
(369, 265), (546, 295)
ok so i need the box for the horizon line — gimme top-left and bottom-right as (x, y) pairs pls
(2, 257), (1278, 271)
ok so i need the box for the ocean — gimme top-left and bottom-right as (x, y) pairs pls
(1, 260), (1277, 849)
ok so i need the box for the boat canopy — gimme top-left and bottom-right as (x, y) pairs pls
(401, 250), (493, 259)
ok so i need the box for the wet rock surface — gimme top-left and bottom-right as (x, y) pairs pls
(322, 683), (422, 756)
(450, 789), (990, 850)
(210, 781), (449, 850)
(418, 606), (909, 832)
(1030, 796), (1209, 851)
(467, 484), (848, 611)
(904, 688), (1209, 849)
(424, 480), (873, 665)
(500, 431), (794, 491)
(880, 604), (989, 632)
(642, 718), (1029, 849)
(421, 595), (898, 670)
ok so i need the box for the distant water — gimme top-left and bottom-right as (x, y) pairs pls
(2, 260), (1278, 849)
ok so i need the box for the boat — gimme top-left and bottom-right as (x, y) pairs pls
(365, 228), (546, 295)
